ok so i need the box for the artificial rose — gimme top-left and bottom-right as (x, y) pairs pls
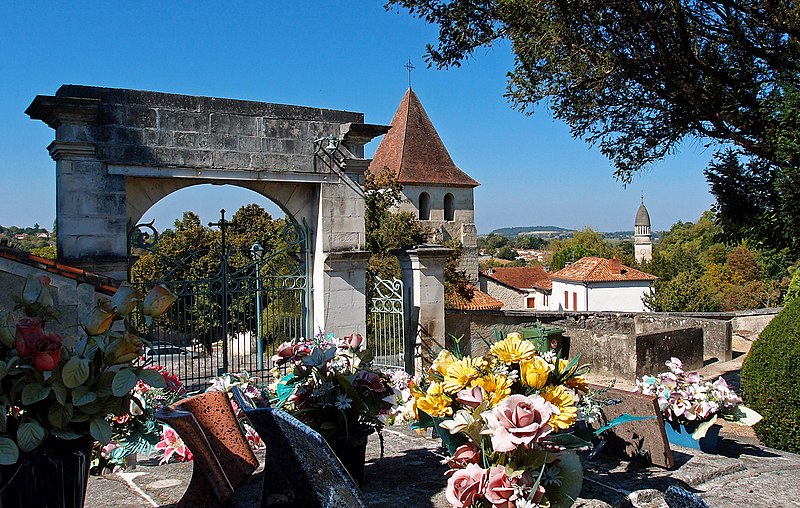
(445, 462), (487, 508)
(142, 285), (177, 317)
(491, 394), (553, 452)
(110, 283), (142, 316)
(32, 332), (62, 372)
(23, 275), (52, 308)
(456, 385), (485, 409)
(272, 340), (296, 365)
(344, 333), (364, 349)
(83, 298), (116, 336)
(0, 313), (17, 348)
(15, 317), (44, 358)
(446, 442), (482, 470)
(484, 466), (519, 508)
(104, 332), (144, 364)
(354, 370), (385, 392)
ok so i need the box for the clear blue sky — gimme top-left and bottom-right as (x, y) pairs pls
(0, 1), (716, 235)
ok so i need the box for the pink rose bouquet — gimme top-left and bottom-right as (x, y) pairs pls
(635, 357), (762, 437)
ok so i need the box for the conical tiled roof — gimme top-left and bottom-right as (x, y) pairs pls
(369, 88), (479, 187)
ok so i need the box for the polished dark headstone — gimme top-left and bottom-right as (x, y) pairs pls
(239, 400), (368, 508)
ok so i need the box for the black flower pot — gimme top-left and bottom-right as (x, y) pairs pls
(326, 429), (372, 486)
(0, 437), (94, 508)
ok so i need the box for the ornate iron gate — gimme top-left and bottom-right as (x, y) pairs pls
(128, 210), (310, 390)
(367, 272), (405, 370)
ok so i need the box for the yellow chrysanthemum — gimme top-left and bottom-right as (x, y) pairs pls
(489, 333), (537, 363)
(565, 375), (589, 393)
(442, 357), (485, 394)
(542, 385), (578, 430)
(519, 356), (554, 390)
(416, 382), (453, 418)
(430, 349), (457, 377)
(472, 373), (512, 407)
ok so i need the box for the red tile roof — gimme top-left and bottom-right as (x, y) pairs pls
(0, 246), (118, 294)
(446, 288), (504, 311)
(549, 257), (657, 283)
(369, 88), (479, 188)
(482, 266), (552, 291)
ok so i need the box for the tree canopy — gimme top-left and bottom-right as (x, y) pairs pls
(388, 0), (800, 182)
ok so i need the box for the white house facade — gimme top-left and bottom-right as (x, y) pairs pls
(549, 257), (656, 312)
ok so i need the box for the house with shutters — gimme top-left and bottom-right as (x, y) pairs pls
(479, 265), (553, 311)
(368, 87), (480, 281)
(549, 256), (656, 312)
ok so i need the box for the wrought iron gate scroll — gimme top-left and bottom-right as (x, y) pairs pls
(128, 210), (310, 390)
(367, 272), (405, 370)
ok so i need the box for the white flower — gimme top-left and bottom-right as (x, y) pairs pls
(334, 394), (352, 410)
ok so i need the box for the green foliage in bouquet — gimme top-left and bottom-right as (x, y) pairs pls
(0, 276), (176, 464)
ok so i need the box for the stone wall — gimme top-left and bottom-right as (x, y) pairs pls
(730, 308), (782, 342)
(481, 278), (524, 310)
(0, 256), (115, 344)
(445, 309), (706, 380)
(634, 314), (732, 362)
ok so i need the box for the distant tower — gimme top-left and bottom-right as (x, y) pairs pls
(634, 195), (653, 263)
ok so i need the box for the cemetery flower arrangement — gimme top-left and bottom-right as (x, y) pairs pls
(269, 331), (399, 440)
(206, 371), (266, 450)
(92, 365), (188, 472)
(635, 357), (761, 437)
(0, 276), (176, 465)
(409, 333), (591, 508)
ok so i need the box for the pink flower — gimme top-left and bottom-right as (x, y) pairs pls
(491, 394), (553, 452)
(445, 463), (487, 508)
(32, 332), (62, 372)
(15, 317), (43, 358)
(344, 333), (364, 349)
(446, 442), (482, 471)
(155, 426), (193, 464)
(354, 370), (385, 392)
(485, 466), (519, 508)
(456, 385), (485, 409)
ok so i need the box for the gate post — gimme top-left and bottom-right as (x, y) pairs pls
(397, 244), (451, 376)
(26, 96), (129, 280)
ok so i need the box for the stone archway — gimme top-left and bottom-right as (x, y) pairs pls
(26, 85), (389, 336)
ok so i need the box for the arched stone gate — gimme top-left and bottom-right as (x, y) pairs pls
(26, 85), (389, 337)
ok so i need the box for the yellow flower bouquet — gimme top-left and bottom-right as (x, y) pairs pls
(408, 333), (593, 508)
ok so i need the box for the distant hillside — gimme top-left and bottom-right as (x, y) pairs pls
(488, 226), (573, 237)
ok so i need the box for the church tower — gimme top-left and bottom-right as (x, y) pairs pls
(634, 196), (653, 263)
(368, 87), (480, 281)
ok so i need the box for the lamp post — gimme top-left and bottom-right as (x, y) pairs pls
(251, 242), (265, 370)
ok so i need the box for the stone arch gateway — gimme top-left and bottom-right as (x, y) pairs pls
(26, 85), (389, 337)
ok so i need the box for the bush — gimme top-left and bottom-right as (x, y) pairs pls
(740, 297), (800, 452)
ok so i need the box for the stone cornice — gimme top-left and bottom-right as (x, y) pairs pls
(26, 95), (100, 128)
(47, 141), (96, 161)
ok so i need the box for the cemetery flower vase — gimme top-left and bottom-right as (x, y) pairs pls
(327, 428), (373, 485)
(0, 436), (94, 508)
(663, 420), (721, 453)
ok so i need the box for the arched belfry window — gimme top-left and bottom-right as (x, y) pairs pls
(444, 193), (455, 221)
(419, 192), (431, 220)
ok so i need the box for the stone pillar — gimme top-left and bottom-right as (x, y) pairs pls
(311, 177), (370, 338)
(398, 244), (451, 376)
(26, 96), (128, 280)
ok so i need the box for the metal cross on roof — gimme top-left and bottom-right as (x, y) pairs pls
(404, 58), (415, 88)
